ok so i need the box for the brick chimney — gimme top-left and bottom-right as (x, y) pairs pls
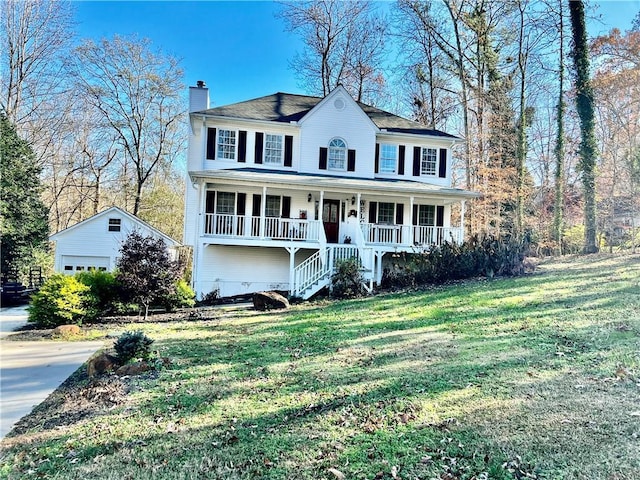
(189, 80), (209, 112)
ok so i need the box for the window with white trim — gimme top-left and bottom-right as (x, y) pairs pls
(418, 205), (435, 225)
(217, 129), (236, 160)
(380, 144), (397, 174)
(328, 138), (347, 170)
(108, 218), (121, 232)
(216, 192), (236, 214)
(264, 134), (284, 165)
(421, 148), (437, 175)
(378, 202), (395, 224)
(265, 195), (281, 217)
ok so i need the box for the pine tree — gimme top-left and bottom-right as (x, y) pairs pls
(0, 113), (49, 278)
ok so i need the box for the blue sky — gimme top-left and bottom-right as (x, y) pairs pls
(74, 0), (640, 108)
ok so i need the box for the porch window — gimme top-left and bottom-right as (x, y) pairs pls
(265, 195), (281, 217)
(217, 129), (236, 160)
(380, 144), (397, 174)
(421, 148), (437, 175)
(418, 205), (435, 225)
(378, 202), (395, 224)
(328, 138), (347, 170)
(264, 134), (283, 165)
(216, 192), (236, 214)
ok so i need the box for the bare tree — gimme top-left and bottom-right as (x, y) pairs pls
(0, 0), (73, 127)
(68, 35), (185, 216)
(278, 0), (388, 103)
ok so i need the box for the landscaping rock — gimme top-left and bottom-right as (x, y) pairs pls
(253, 291), (290, 311)
(116, 361), (153, 376)
(87, 352), (118, 377)
(51, 325), (81, 337)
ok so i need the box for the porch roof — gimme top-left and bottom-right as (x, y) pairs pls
(190, 168), (481, 202)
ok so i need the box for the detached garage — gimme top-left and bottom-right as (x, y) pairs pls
(50, 207), (181, 274)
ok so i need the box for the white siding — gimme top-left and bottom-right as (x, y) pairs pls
(299, 91), (377, 178)
(52, 211), (176, 273)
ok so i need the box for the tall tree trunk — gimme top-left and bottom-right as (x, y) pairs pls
(569, 0), (598, 253)
(515, 0), (528, 239)
(553, 0), (565, 247)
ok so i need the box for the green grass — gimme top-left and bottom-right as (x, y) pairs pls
(2, 254), (640, 479)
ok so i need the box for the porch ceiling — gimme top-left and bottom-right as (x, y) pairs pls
(190, 168), (480, 202)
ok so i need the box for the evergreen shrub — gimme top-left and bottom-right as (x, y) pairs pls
(164, 279), (196, 311)
(75, 270), (119, 319)
(114, 330), (154, 364)
(382, 234), (528, 290)
(28, 274), (90, 327)
(332, 257), (366, 299)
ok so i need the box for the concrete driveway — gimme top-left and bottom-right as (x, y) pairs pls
(0, 306), (104, 438)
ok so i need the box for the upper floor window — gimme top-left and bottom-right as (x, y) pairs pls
(421, 148), (437, 176)
(217, 129), (236, 160)
(264, 134), (283, 165)
(328, 138), (347, 170)
(380, 144), (397, 174)
(108, 218), (121, 232)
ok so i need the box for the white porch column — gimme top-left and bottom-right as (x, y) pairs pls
(193, 179), (205, 297)
(409, 196), (415, 244)
(260, 186), (267, 238)
(460, 200), (466, 244)
(286, 246), (300, 297)
(319, 190), (325, 221)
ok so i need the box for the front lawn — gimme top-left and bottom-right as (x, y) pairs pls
(1, 254), (639, 479)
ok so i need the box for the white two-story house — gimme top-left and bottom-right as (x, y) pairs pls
(184, 82), (479, 299)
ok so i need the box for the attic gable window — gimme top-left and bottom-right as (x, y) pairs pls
(421, 148), (437, 176)
(328, 138), (347, 170)
(217, 129), (236, 160)
(108, 218), (121, 232)
(264, 134), (284, 165)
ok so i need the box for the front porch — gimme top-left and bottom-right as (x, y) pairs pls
(203, 212), (463, 250)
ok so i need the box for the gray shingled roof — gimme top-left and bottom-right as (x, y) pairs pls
(194, 92), (459, 139)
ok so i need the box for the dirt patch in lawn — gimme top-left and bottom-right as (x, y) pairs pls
(3, 369), (131, 445)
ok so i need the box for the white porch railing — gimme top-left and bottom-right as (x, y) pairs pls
(204, 214), (321, 242)
(361, 224), (463, 247)
(361, 223), (410, 245)
(412, 226), (463, 246)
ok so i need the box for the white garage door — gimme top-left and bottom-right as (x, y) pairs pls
(61, 255), (110, 274)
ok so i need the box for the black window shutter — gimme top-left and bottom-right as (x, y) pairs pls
(206, 128), (217, 160)
(413, 146), (421, 176)
(284, 135), (293, 167)
(398, 145), (406, 175)
(412, 204), (418, 226)
(282, 196), (291, 218)
(347, 149), (356, 172)
(236, 193), (246, 216)
(254, 132), (264, 164)
(395, 203), (404, 225)
(205, 191), (216, 213)
(374, 143), (380, 174)
(369, 201), (378, 224)
(238, 131), (247, 162)
(319, 147), (328, 170)
(436, 206), (445, 227)
(252, 194), (262, 216)
(439, 148), (447, 178)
